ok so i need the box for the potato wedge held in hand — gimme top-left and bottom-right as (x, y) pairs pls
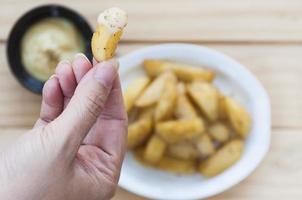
(155, 72), (177, 121)
(91, 8), (128, 61)
(123, 76), (151, 112)
(143, 59), (215, 82)
(156, 118), (205, 143)
(174, 83), (197, 119)
(144, 135), (167, 164)
(225, 97), (251, 137)
(199, 139), (244, 177)
(127, 118), (152, 149)
(135, 71), (172, 107)
(187, 81), (219, 121)
(91, 25), (123, 61)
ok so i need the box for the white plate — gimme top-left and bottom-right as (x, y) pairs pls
(118, 43), (271, 200)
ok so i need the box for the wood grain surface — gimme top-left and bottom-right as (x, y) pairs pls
(0, 0), (301, 199)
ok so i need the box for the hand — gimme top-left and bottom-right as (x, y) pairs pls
(0, 54), (128, 200)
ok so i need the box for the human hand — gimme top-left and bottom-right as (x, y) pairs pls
(0, 54), (127, 200)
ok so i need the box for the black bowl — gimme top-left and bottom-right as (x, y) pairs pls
(6, 4), (93, 94)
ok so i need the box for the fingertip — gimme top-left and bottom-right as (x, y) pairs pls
(94, 59), (119, 88)
(43, 75), (63, 107)
(72, 53), (93, 83)
(56, 59), (77, 98)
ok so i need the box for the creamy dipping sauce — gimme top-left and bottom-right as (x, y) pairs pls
(21, 17), (85, 81)
(97, 7), (128, 34)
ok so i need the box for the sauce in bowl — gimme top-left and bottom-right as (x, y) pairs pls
(21, 17), (85, 81)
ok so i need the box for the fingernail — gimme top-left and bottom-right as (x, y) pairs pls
(94, 59), (118, 87)
(49, 74), (57, 80)
(58, 59), (70, 66)
(74, 53), (90, 63)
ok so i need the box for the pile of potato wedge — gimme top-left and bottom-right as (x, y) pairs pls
(124, 59), (252, 177)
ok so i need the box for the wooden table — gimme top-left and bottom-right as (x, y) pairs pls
(1, 0), (302, 199)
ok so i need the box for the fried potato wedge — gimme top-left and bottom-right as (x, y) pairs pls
(174, 83), (197, 119)
(124, 76), (151, 113)
(195, 134), (215, 157)
(143, 59), (214, 82)
(138, 105), (155, 120)
(154, 72), (177, 121)
(167, 142), (199, 160)
(92, 25), (123, 61)
(127, 118), (152, 149)
(199, 139), (244, 177)
(208, 122), (230, 143)
(225, 97), (252, 137)
(156, 118), (205, 144)
(144, 135), (167, 164)
(135, 71), (172, 107)
(187, 81), (219, 121)
(157, 156), (197, 174)
(218, 94), (228, 120)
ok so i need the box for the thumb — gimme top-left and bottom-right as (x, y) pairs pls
(50, 59), (119, 156)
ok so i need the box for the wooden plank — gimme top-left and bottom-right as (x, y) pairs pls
(0, 128), (300, 199)
(1, 0), (302, 42)
(1, 43), (301, 128)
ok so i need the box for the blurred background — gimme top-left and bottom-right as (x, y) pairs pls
(0, 0), (301, 199)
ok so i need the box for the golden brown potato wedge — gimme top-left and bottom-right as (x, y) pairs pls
(127, 118), (152, 149)
(91, 24), (123, 61)
(218, 93), (228, 120)
(144, 135), (167, 164)
(143, 59), (214, 82)
(167, 142), (199, 160)
(156, 118), (205, 144)
(157, 156), (197, 174)
(224, 97), (251, 137)
(174, 83), (198, 119)
(195, 134), (215, 157)
(123, 76), (151, 113)
(154, 72), (177, 121)
(187, 81), (219, 121)
(138, 105), (155, 120)
(135, 71), (172, 107)
(199, 139), (244, 177)
(208, 122), (230, 143)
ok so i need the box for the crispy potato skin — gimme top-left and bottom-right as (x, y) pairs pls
(156, 118), (205, 144)
(144, 135), (167, 164)
(135, 71), (171, 107)
(143, 59), (215, 82)
(187, 81), (219, 121)
(199, 139), (244, 177)
(127, 118), (152, 149)
(124, 77), (151, 113)
(155, 72), (177, 121)
(225, 97), (251, 137)
(91, 25), (123, 61)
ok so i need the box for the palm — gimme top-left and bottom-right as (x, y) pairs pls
(34, 56), (127, 199)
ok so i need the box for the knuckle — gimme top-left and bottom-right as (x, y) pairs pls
(84, 90), (107, 118)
